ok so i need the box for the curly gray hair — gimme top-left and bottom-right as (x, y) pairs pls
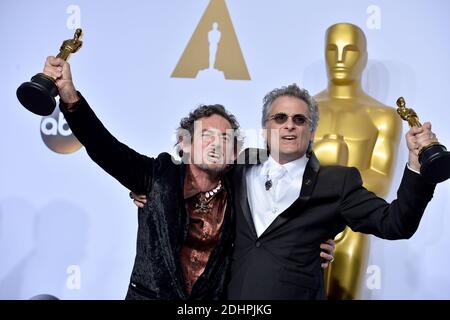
(261, 83), (319, 132)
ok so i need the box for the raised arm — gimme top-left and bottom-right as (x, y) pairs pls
(341, 123), (437, 239)
(340, 165), (434, 239)
(44, 56), (153, 194)
(341, 124), (438, 239)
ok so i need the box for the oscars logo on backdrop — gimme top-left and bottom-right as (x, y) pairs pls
(40, 105), (82, 154)
(171, 0), (250, 80)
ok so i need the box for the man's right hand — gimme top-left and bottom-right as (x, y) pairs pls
(405, 122), (438, 172)
(43, 56), (79, 104)
(130, 191), (147, 208)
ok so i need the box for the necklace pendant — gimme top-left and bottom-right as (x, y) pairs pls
(265, 179), (272, 191)
(196, 201), (210, 212)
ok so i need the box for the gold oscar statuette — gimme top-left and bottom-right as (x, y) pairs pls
(313, 23), (403, 300)
(17, 28), (83, 116)
(396, 97), (450, 183)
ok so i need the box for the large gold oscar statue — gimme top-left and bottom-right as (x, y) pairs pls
(313, 23), (402, 299)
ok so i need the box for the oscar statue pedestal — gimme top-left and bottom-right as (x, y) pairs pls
(17, 28), (83, 116)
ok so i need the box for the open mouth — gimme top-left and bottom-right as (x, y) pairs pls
(206, 151), (222, 163)
(282, 135), (297, 141)
(207, 151), (220, 158)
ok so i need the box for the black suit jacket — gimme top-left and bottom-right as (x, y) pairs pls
(227, 148), (436, 300)
(61, 95), (235, 300)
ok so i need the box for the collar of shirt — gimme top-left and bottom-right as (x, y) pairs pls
(183, 167), (222, 199)
(246, 154), (309, 237)
(262, 154), (308, 181)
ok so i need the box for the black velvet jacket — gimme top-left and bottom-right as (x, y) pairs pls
(61, 95), (235, 300)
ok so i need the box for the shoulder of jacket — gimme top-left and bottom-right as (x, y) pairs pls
(319, 165), (359, 177)
(154, 152), (182, 168)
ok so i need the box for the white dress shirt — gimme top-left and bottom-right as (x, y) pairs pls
(246, 155), (308, 237)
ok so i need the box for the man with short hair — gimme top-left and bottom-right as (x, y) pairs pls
(226, 84), (438, 299)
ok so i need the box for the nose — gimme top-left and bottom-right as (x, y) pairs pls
(337, 46), (344, 63)
(209, 133), (221, 147)
(336, 45), (345, 63)
(284, 117), (296, 130)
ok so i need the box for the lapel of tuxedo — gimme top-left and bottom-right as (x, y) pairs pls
(259, 152), (320, 238)
(236, 148), (269, 239)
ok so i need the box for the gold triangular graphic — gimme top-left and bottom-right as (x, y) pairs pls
(171, 0), (250, 80)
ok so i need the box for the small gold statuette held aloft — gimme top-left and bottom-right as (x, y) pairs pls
(396, 97), (421, 128)
(56, 28), (83, 61)
(396, 96), (450, 183)
(17, 29), (84, 116)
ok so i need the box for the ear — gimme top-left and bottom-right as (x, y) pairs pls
(310, 130), (316, 143)
(179, 134), (191, 155)
(307, 130), (316, 154)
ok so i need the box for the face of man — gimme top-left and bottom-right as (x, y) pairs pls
(265, 96), (315, 164)
(325, 23), (367, 85)
(184, 114), (236, 173)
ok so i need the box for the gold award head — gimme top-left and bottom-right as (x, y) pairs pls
(396, 97), (405, 108)
(325, 23), (368, 84)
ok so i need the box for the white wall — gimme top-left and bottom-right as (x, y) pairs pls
(1, 0), (449, 299)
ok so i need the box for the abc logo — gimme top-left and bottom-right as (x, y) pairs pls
(40, 105), (82, 154)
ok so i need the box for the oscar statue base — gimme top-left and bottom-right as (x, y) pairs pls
(419, 143), (450, 184)
(16, 73), (58, 116)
